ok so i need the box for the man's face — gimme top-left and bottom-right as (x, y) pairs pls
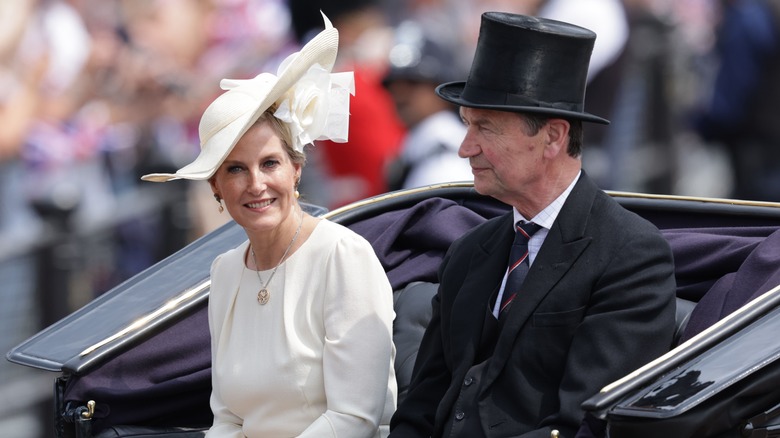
(386, 79), (444, 128)
(458, 107), (547, 203)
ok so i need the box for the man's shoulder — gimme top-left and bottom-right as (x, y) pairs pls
(586, 192), (671, 255)
(561, 178), (666, 243)
(592, 191), (663, 233)
(448, 212), (508, 250)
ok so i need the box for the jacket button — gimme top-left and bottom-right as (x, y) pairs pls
(455, 412), (465, 420)
(464, 377), (473, 386)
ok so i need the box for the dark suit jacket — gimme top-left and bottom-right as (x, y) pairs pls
(390, 173), (677, 438)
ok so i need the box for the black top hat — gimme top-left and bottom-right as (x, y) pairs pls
(436, 12), (609, 124)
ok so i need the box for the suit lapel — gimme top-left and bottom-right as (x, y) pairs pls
(449, 215), (515, 364)
(483, 174), (599, 385)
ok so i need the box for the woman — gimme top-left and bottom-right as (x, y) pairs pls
(142, 14), (397, 437)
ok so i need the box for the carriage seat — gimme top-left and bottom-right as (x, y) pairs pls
(392, 281), (696, 403)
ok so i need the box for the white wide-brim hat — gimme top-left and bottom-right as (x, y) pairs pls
(142, 12), (354, 183)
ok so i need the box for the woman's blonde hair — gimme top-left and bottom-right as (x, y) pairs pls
(256, 104), (307, 167)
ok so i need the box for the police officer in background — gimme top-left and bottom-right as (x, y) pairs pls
(383, 21), (473, 190)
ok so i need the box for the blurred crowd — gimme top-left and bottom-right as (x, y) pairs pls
(1, 0), (779, 288)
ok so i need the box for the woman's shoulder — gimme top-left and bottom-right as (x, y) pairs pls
(314, 218), (366, 241)
(208, 241), (248, 312)
(211, 240), (249, 275)
(310, 219), (375, 255)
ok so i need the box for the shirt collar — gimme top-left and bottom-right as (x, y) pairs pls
(513, 170), (581, 230)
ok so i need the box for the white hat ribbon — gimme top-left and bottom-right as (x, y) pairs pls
(271, 63), (354, 153)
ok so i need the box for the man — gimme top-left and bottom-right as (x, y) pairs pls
(382, 21), (472, 190)
(389, 12), (676, 438)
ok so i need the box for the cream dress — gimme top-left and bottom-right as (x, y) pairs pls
(206, 219), (397, 438)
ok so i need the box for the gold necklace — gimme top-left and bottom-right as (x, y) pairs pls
(250, 210), (304, 305)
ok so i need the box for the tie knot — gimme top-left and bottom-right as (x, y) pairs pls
(515, 221), (541, 242)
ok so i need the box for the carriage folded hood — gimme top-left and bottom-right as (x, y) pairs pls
(6, 220), (248, 374)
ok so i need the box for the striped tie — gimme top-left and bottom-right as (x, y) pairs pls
(500, 221), (542, 315)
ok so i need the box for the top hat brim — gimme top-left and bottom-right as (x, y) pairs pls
(436, 81), (609, 125)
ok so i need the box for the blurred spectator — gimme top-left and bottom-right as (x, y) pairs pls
(539, 0), (629, 79)
(1, 0), (297, 283)
(691, 0), (780, 202)
(382, 21), (472, 190)
(538, 0), (632, 191)
(595, 0), (678, 193)
(0, 0), (41, 161)
(1, 0), (112, 252)
(0, 0), (46, 247)
(288, 0), (405, 208)
(396, 0), (474, 75)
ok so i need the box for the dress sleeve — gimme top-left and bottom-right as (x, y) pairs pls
(205, 254), (245, 438)
(297, 231), (397, 438)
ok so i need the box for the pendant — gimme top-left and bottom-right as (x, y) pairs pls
(257, 289), (270, 305)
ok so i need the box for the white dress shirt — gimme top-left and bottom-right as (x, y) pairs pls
(492, 171), (581, 317)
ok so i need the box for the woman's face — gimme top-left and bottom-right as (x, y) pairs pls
(209, 122), (301, 236)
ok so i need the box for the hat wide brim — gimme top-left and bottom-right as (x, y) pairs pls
(140, 108), (262, 182)
(142, 12), (339, 183)
(436, 81), (609, 125)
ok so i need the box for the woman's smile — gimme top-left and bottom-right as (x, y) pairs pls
(246, 199), (275, 209)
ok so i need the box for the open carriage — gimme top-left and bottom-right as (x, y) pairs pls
(7, 183), (780, 438)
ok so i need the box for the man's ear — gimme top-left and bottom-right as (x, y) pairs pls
(543, 118), (570, 159)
